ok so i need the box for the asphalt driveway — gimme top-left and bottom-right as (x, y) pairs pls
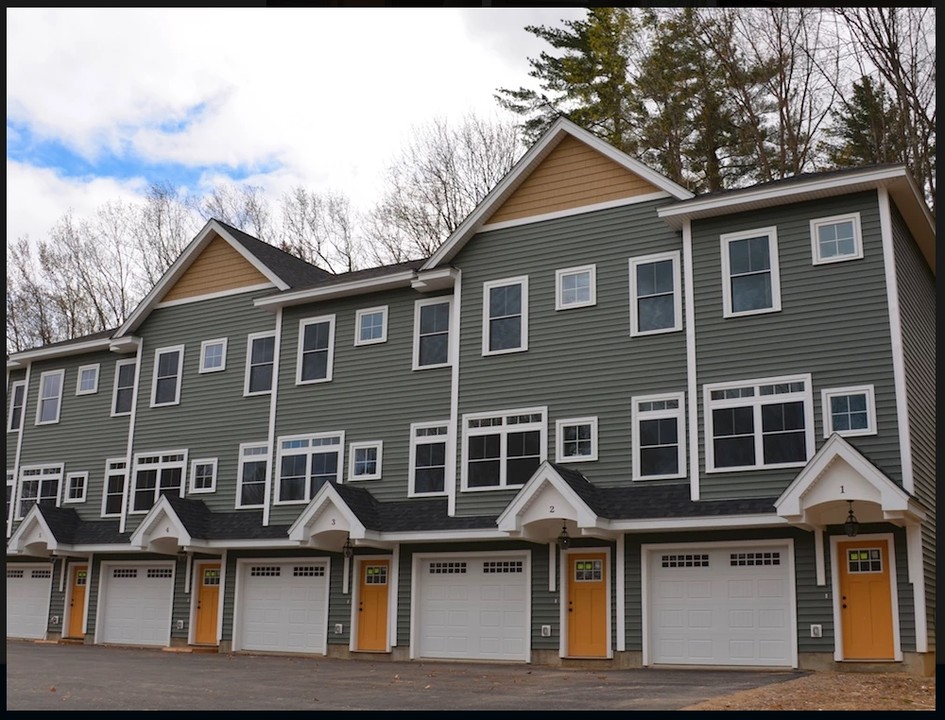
(5, 640), (805, 711)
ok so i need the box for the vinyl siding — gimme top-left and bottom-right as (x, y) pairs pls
(691, 191), (901, 500)
(13, 350), (132, 530)
(128, 289), (277, 532)
(453, 200), (687, 517)
(890, 203), (936, 645)
(161, 234), (271, 302)
(270, 286), (451, 525)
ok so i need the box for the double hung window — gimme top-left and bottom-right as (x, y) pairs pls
(151, 346), (184, 407)
(631, 393), (686, 480)
(101, 459), (127, 517)
(413, 298), (451, 369)
(463, 408), (545, 490)
(409, 422), (449, 496)
(245, 332), (275, 395)
(482, 277), (528, 355)
(36, 370), (65, 425)
(720, 227), (781, 317)
(7, 380), (26, 431)
(112, 359), (137, 416)
(237, 443), (269, 509)
(629, 252), (682, 334)
(297, 316), (335, 383)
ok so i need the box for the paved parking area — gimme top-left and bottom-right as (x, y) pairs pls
(6, 640), (805, 711)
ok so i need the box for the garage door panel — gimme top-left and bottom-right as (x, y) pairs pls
(100, 564), (174, 647)
(649, 545), (793, 667)
(238, 561), (328, 654)
(7, 566), (53, 639)
(417, 555), (528, 662)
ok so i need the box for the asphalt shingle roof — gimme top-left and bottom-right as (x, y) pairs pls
(215, 219), (334, 288)
(37, 504), (130, 545)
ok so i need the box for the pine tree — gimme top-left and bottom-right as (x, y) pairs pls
(825, 76), (905, 168)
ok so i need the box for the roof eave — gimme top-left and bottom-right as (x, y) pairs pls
(254, 270), (418, 310)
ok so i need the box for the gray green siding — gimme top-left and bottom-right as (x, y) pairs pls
(691, 191), (901, 499)
(271, 286), (451, 525)
(890, 203), (936, 644)
(452, 201), (687, 517)
(128, 290), (277, 532)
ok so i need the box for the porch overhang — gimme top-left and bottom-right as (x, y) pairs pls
(287, 483), (371, 552)
(7, 505), (60, 557)
(128, 496), (195, 554)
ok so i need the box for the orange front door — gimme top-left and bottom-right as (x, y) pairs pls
(67, 564), (88, 638)
(567, 552), (607, 657)
(838, 540), (895, 660)
(194, 563), (221, 645)
(357, 560), (390, 651)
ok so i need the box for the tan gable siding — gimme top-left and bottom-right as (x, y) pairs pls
(162, 234), (271, 302)
(485, 135), (660, 225)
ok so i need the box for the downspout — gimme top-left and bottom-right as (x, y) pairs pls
(447, 268), (461, 517)
(118, 338), (143, 535)
(682, 219), (700, 501)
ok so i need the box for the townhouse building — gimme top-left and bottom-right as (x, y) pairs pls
(6, 118), (935, 674)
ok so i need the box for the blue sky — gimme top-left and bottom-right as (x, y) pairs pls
(6, 7), (585, 245)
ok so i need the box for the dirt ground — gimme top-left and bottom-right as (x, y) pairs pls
(683, 671), (936, 711)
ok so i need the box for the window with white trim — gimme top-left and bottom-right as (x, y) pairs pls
(276, 433), (344, 503)
(555, 417), (598, 463)
(482, 277), (528, 355)
(7, 380), (26, 432)
(190, 458), (217, 493)
(463, 407), (545, 490)
(101, 459), (126, 517)
(555, 265), (596, 310)
(354, 306), (388, 346)
(297, 316), (335, 383)
(17, 465), (63, 519)
(112, 359), (137, 416)
(413, 298), (451, 369)
(811, 213), (863, 264)
(131, 451), (187, 513)
(720, 227), (781, 317)
(632, 393), (686, 480)
(237, 443), (269, 509)
(150, 345), (184, 407)
(244, 332), (275, 395)
(409, 421), (449, 497)
(629, 252), (682, 335)
(822, 385), (876, 438)
(348, 441), (383, 481)
(76, 364), (100, 395)
(705, 375), (813, 472)
(64, 472), (88, 503)
(36, 370), (65, 425)
(199, 338), (227, 373)
(6, 471), (13, 525)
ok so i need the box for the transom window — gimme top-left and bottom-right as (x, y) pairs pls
(112, 359), (137, 416)
(190, 458), (217, 493)
(811, 213), (863, 264)
(64, 472), (88, 503)
(555, 265), (596, 310)
(7, 380), (26, 432)
(297, 316), (335, 384)
(822, 386), (876, 438)
(413, 298), (451, 369)
(463, 408), (545, 490)
(36, 370), (65, 425)
(199, 338), (227, 373)
(632, 393), (686, 480)
(629, 252), (682, 335)
(555, 417), (598, 463)
(482, 277), (528, 355)
(18, 465), (63, 518)
(705, 375), (813, 472)
(720, 227), (781, 317)
(101, 459), (126, 517)
(151, 346), (184, 407)
(348, 441), (383, 481)
(76, 364), (100, 395)
(131, 451), (187, 513)
(354, 306), (388, 346)
(276, 433), (344, 503)
(409, 422), (449, 497)
(237, 443), (269, 509)
(245, 332), (275, 396)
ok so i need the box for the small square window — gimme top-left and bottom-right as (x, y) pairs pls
(555, 265), (596, 310)
(190, 458), (217, 493)
(822, 386), (876, 438)
(555, 417), (598, 462)
(348, 441), (383, 481)
(76, 365), (100, 395)
(64, 472), (88, 503)
(355, 307), (388, 346)
(199, 338), (228, 373)
(811, 213), (863, 264)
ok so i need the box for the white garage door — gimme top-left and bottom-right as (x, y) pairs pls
(7, 564), (53, 639)
(99, 563), (175, 646)
(416, 554), (529, 662)
(647, 544), (794, 667)
(237, 560), (329, 654)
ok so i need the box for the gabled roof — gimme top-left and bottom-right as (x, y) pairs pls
(421, 117), (694, 270)
(116, 218), (332, 336)
(8, 504), (129, 554)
